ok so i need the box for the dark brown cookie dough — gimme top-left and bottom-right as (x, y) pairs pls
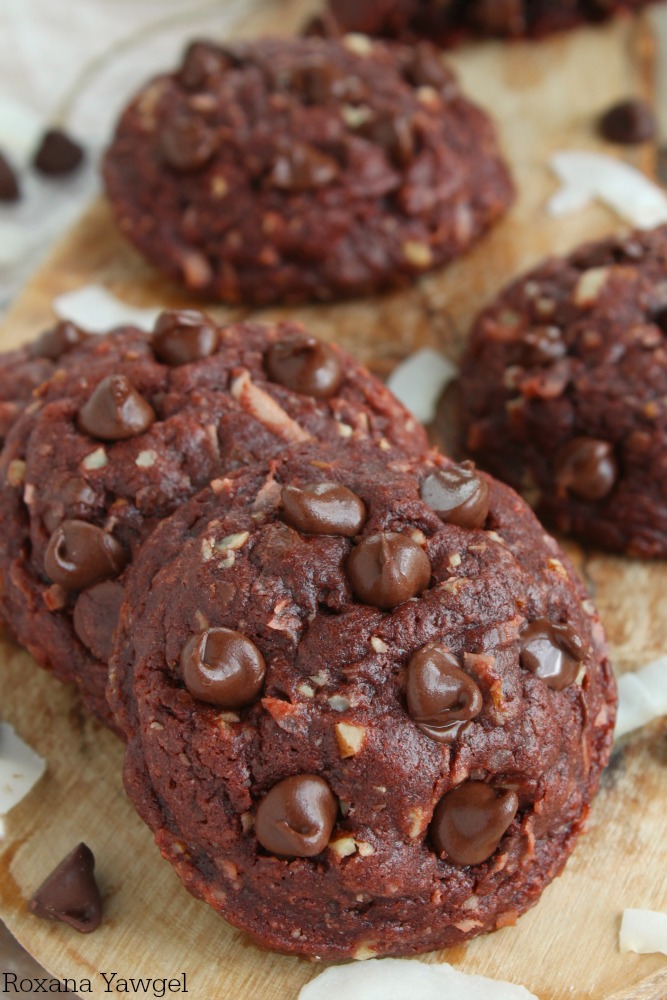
(308, 0), (662, 46)
(459, 224), (667, 558)
(109, 441), (615, 959)
(0, 314), (427, 727)
(102, 36), (513, 305)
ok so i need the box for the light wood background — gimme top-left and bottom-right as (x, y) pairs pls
(1, 3), (667, 998)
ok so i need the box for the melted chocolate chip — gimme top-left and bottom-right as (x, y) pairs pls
(33, 129), (84, 176)
(30, 321), (88, 361)
(420, 463), (490, 529)
(406, 643), (483, 742)
(159, 115), (218, 172)
(73, 580), (125, 662)
(268, 142), (339, 192)
(77, 374), (156, 441)
(264, 335), (343, 398)
(554, 437), (617, 501)
(0, 151), (20, 202)
(255, 775), (337, 857)
(520, 619), (586, 691)
(281, 482), (366, 537)
(181, 627), (266, 708)
(178, 42), (225, 90)
(44, 520), (127, 591)
(152, 309), (218, 365)
(404, 44), (452, 90)
(361, 112), (414, 167)
(599, 99), (656, 145)
(291, 61), (343, 103)
(29, 843), (102, 933)
(347, 532), (431, 610)
(430, 782), (519, 866)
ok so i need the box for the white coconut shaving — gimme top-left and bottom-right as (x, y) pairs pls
(298, 958), (538, 1000)
(386, 348), (458, 425)
(0, 97), (43, 165)
(0, 722), (46, 832)
(52, 284), (161, 333)
(620, 909), (667, 956)
(615, 656), (667, 739)
(548, 151), (667, 229)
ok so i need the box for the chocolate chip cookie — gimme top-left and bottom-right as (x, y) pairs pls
(0, 313), (427, 727)
(109, 441), (615, 958)
(308, 0), (661, 46)
(459, 225), (667, 557)
(103, 36), (513, 304)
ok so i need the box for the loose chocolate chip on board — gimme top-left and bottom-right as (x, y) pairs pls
(152, 309), (219, 365)
(181, 627), (267, 708)
(264, 335), (343, 398)
(520, 619), (585, 691)
(159, 115), (218, 172)
(29, 843), (102, 933)
(33, 128), (84, 176)
(30, 321), (88, 361)
(347, 532), (432, 609)
(0, 151), (20, 201)
(554, 437), (617, 501)
(599, 99), (656, 145)
(420, 463), (490, 528)
(430, 782), (519, 866)
(44, 520), (127, 591)
(255, 775), (338, 857)
(281, 483), (366, 537)
(77, 374), (156, 441)
(406, 643), (483, 741)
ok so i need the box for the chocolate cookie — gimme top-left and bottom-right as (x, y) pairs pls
(109, 441), (615, 958)
(102, 36), (513, 305)
(459, 224), (667, 558)
(0, 313), (427, 727)
(308, 0), (662, 46)
(0, 321), (89, 445)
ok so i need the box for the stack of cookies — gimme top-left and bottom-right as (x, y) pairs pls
(2, 10), (637, 963)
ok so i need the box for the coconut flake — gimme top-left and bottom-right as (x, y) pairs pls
(615, 655), (667, 739)
(548, 151), (667, 229)
(0, 97), (43, 165)
(299, 958), (538, 1000)
(0, 722), (46, 826)
(620, 909), (667, 956)
(386, 349), (458, 425)
(52, 285), (161, 333)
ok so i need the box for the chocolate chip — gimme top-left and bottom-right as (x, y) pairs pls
(255, 775), (337, 857)
(554, 437), (617, 501)
(264, 334), (343, 398)
(291, 61), (343, 103)
(361, 112), (415, 167)
(468, 0), (525, 33)
(73, 580), (124, 662)
(599, 99), (656, 145)
(420, 463), (490, 529)
(281, 483), (366, 537)
(406, 643), (483, 742)
(268, 141), (339, 192)
(178, 42), (225, 90)
(44, 520), (127, 591)
(430, 782), (519, 866)
(77, 374), (155, 441)
(520, 619), (586, 691)
(33, 128), (84, 176)
(159, 115), (218, 172)
(181, 627), (266, 708)
(29, 843), (102, 933)
(347, 532), (431, 609)
(0, 151), (20, 202)
(152, 309), (218, 365)
(520, 326), (567, 366)
(404, 44), (452, 90)
(30, 321), (88, 361)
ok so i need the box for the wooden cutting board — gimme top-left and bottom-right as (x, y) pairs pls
(1, 3), (667, 998)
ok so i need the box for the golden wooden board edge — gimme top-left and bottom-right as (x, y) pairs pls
(1, 3), (667, 998)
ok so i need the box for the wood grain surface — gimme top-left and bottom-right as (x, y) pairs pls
(1, 3), (667, 999)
